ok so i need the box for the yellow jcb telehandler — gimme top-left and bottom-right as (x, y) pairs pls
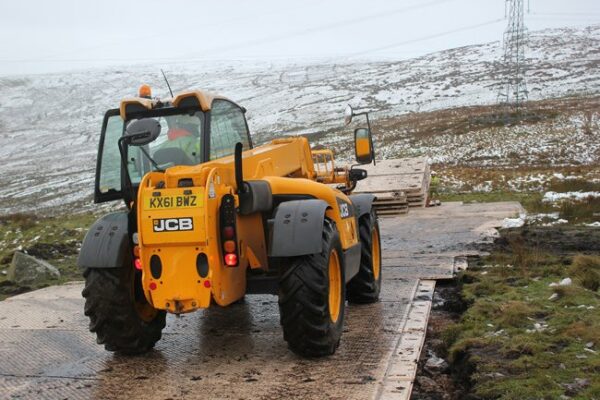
(78, 86), (381, 357)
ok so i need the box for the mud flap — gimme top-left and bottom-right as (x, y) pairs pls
(77, 212), (130, 269)
(348, 193), (376, 219)
(269, 199), (329, 257)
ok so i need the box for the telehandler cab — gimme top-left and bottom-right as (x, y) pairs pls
(78, 87), (381, 357)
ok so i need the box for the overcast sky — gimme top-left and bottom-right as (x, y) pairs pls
(0, 0), (598, 76)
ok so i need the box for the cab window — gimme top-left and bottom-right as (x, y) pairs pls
(210, 100), (250, 159)
(96, 111), (124, 200)
(127, 112), (204, 184)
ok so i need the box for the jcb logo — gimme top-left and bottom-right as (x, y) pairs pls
(153, 218), (193, 232)
(336, 197), (353, 219)
(339, 203), (350, 218)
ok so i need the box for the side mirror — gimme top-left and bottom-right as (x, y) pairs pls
(344, 104), (354, 126)
(124, 119), (161, 146)
(354, 128), (374, 164)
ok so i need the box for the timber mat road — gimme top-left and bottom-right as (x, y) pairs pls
(0, 202), (522, 400)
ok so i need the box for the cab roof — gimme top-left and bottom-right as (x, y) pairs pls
(119, 89), (241, 120)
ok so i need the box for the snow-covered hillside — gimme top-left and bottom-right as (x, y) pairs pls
(0, 24), (598, 214)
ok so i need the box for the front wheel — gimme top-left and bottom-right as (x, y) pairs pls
(347, 210), (382, 303)
(278, 219), (346, 357)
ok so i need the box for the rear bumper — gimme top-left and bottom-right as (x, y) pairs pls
(142, 247), (213, 313)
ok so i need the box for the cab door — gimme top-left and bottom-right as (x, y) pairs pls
(94, 109), (125, 203)
(207, 99), (252, 160)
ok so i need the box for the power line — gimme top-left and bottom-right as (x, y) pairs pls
(0, 0), (327, 63)
(0, 17), (505, 67)
(0, 0), (459, 64)
(528, 16), (600, 22)
(532, 12), (600, 17)
(347, 18), (504, 57)
(176, 0), (460, 60)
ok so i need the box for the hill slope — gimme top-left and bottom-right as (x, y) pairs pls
(0, 24), (598, 214)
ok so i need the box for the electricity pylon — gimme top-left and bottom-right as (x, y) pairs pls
(497, 0), (529, 111)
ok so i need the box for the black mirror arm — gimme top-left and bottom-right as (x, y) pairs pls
(365, 113), (376, 166)
(234, 142), (246, 194)
(118, 136), (136, 207)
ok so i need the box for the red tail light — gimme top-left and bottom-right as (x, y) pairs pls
(134, 258), (143, 270)
(223, 226), (235, 239)
(223, 240), (236, 253)
(220, 194), (239, 267)
(224, 253), (238, 266)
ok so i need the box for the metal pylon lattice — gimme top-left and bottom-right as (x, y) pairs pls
(497, 0), (529, 110)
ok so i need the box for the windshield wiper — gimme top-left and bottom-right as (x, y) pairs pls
(139, 147), (164, 172)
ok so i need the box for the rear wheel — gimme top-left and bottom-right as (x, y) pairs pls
(82, 264), (166, 354)
(347, 210), (382, 303)
(278, 219), (345, 357)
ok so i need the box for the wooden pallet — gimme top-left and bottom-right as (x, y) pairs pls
(354, 158), (431, 215)
(372, 191), (409, 217)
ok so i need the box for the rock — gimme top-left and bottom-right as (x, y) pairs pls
(575, 378), (590, 387)
(424, 354), (449, 374)
(548, 293), (559, 301)
(484, 372), (505, 379)
(563, 378), (590, 396)
(559, 278), (572, 286)
(585, 342), (594, 349)
(531, 322), (548, 332)
(6, 251), (60, 285)
(416, 376), (440, 392)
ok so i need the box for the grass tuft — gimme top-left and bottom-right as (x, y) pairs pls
(569, 255), (600, 291)
(497, 301), (537, 328)
(559, 197), (600, 223)
(0, 213), (38, 230)
(441, 323), (463, 351)
(548, 178), (600, 193)
(562, 321), (600, 343)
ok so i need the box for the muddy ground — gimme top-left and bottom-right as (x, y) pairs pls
(410, 224), (600, 400)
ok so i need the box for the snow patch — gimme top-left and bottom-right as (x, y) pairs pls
(543, 191), (600, 202)
(502, 214), (526, 228)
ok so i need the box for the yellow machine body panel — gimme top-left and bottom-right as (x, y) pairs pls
(135, 135), (359, 314)
(262, 176), (359, 249)
(140, 187), (206, 245)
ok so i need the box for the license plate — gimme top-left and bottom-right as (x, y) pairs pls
(144, 194), (201, 210)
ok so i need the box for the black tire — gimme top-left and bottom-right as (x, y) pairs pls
(347, 210), (382, 303)
(278, 219), (346, 357)
(82, 266), (166, 354)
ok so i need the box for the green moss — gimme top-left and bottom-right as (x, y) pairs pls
(569, 255), (600, 291)
(444, 232), (600, 399)
(439, 189), (600, 224)
(497, 301), (539, 328)
(440, 322), (463, 350)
